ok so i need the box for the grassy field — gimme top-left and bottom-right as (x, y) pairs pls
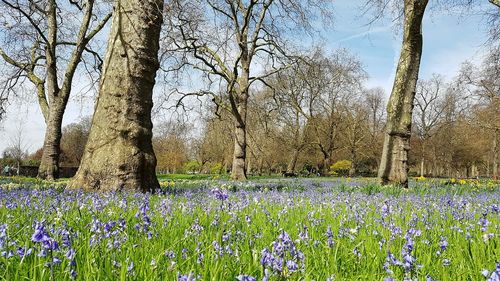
(0, 177), (499, 280)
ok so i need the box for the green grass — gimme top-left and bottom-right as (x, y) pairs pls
(0, 178), (499, 280)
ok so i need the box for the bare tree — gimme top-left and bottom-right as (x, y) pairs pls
(60, 117), (91, 166)
(414, 74), (447, 177)
(163, 0), (333, 180)
(366, 0), (500, 187)
(458, 46), (500, 179)
(69, 0), (164, 192)
(0, 0), (112, 179)
(273, 48), (366, 175)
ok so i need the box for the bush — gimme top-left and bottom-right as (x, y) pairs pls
(183, 160), (202, 174)
(330, 160), (352, 177)
(210, 162), (224, 174)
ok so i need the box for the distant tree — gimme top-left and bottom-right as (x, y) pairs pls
(2, 126), (29, 174)
(163, 0), (334, 180)
(153, 119), (191, 174)
(273, 48), (366, 175)
(60, 117), (91, 166)
(0, 0), (111, 180)
(414, 74), (447, 177)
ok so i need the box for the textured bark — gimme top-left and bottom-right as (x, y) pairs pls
(69, 0), (163, 192)
(37, 0), (60, 179)
(230, 55), (250, 180)
(286, 149), (300, 174)
(378, 0), (428, 187)
(38, 102), (66, 179)
(349, 150), (357, 177)
(419, 142), (425, 177)
(493, 130), (498, 180)
(231, 93), (248, 181)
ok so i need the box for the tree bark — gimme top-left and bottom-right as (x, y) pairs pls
(378, 0), (428, 187)
(230, 57), (250, 180)
(349, 149), (357, 177)
(38, 101), (66, 179)
(493, 129), (498, 179)
(286, 148), (300, 174)
(37, 0), (60, 180)
(69, 0), (163, 192)
(231, 103), (248, 180)
(420, 141), (425, 177)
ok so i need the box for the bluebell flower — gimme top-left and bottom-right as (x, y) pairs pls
(236, 275), (256, 281)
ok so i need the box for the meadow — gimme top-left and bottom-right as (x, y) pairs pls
(0, 177), (499, 280)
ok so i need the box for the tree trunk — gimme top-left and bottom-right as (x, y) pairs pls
(419, 140), (425, 177)
(286, 148), (300, 174)
(378, 0), (428, 188)
(37, 102), (66, 179)
(322, 152), (331, 176)
(349, 149), (357, 177)
(69, 0), (163, 192)
(230, 60), (250, 180)
(231, 117), (247, 180)
(493, 129), (498, 180)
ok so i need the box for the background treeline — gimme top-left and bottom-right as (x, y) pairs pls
(4, 45), (497, 179)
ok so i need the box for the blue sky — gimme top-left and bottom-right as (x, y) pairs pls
(0, 0), (494, 153)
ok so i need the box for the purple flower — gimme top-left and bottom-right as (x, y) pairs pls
(165, 250), (176, 259)
(484, 263), (500, 281)
(178, 272), (197, 281)
(211, 188), (228, 201)
(65, 249), (76, 260)
(236, 275), (256, 281)
(31, 225), (50, 243)
(286, 260), (299, 272)
(439, 237), (448, 251)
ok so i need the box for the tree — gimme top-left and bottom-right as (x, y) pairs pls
(342, 101), (370, 176)
(369, 0), (500, 187)
(60, 117), (91, 166)
(273, 48), (365, 175)
(0, 0), (112, 179)
(163, 0), (333, 180)
(414, 74), (447, 177)
(458, 46), (500, 179)
(2, 126), (29, 174)
(364, 87), (386, 172)
(69, 0), (164, 192)
(153, 119), (191, 174)
(375, 0), (428, 187)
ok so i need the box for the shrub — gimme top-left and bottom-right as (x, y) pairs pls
(330, 160), (352, 176)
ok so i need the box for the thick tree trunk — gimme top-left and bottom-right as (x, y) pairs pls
(231, 117), (247, 180)
(378, 0), (428, 187)
(69, 0), (163, 192)
(230, 60), (250, 181)
(37, 102), (66, 179)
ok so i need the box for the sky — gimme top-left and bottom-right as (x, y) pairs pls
(0, 0), (494, 154)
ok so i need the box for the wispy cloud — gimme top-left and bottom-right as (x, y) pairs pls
(333, 25), (392, 44)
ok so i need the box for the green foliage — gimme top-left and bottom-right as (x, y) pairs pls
(330, 160), (352, 176)
(210, 162), (224, 174)
(183, 160), (202, 173)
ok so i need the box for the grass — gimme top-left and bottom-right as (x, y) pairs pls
(0, 177), (499, 280)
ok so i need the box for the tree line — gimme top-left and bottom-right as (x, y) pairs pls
(0, 0), (498, 191)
